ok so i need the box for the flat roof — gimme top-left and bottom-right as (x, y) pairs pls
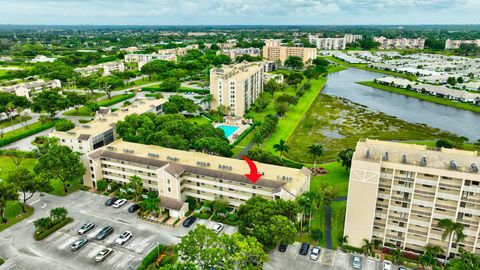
(51, 98), (166, 141)
(355, 139), (480, 174)
(90, 140), (310, 195)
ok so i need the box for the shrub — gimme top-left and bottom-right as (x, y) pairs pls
(54, 119), (75, 132)
(311, 228), (323, 242)
(137, 244), (165, 270)
(96, 180), (107, 192)
(98, 93), (135, 107)
(341, 244), (363, 254)
(34, 217), (73, 241)
(0, 121), (56, 147)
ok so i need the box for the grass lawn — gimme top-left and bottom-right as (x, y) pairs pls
(310, 162), (349, 197)
(0, 115), (32, 129)
(185, 115), (212, 125)
(49, 179), (82, 196)
(0, 156), (37, 180)
(114, 78), (161, 91)
(0, 202), (34, 232)
(231, 127), (257, 157)
(286, 94), (464, 163)
(64, 93), (135, 116)
(0, 121), (49, 141)
(358, 81), (480, 114)
(325, 56), (417, 81)
(63, 106), (93, 117)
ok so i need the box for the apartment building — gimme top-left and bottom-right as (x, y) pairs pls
(0, 79), (61, 99)
(344, 34), (363, 44)
(217, 47), (261, 59)
(50, 98), (166, 154)
(263, 39), (317, 64)
(209, 62), (264, 117)
(308, 34), (362, 50)
(374, 36), (426, 50)
(158, 45), (198, 56)
(124, 53), (177, 69)
(345, 139), (480, 257)
(74, 61), (126, 77)
(83, 140), (311, 218)
(445, 39), (480, 50)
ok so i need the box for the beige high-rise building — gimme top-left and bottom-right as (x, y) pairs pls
(83, 140), (311, 218)
(445, 39), (480, 50)
(373, 36), (426, 50)
(262, 39), (317, 64)
(209, 62), (264, 117)
(345, 139), (480, 256)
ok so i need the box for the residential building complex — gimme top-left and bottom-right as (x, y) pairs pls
(50, 98), (165, 154)
(124, 53), (177, 69)
(74, 61), (126, 77)
(0, 79), (61, 99)
(29, 55), (57, 63)
(217, 47), (261, 59)
(308, 34), (362, 50)
(209, 62), (264, 117)
(373, 36), (426, 49)
(345, 139), (480, 256)
(157, 45), (198, 56)
(262, 39), (317, 64)
(445, 39), (480, 50)
(83, 139), (311, 218)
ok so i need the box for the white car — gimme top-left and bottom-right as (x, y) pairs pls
(94, 248), (113, 262)
(113, 199), (127, 208)
(114, 231), (133, 245)
(78, 222), (95, 235)
(212, 223), (224, 234)
(382, 260), (393, 270)
(310, 246), (321, 261)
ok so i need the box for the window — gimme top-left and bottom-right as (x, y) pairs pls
(168, 187), (171, 192)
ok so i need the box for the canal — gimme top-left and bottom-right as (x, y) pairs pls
(322, 68), (480, 141)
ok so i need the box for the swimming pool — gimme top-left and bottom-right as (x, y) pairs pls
(217, 125), (239, 138)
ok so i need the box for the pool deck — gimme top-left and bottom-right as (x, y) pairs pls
(213, 123), (250, 143)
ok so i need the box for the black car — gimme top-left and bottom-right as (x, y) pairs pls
(182, 216), (197, 227)
(128, 204), (141, 213)
(278, 243), (288, 252)
(105, 197), (118, 206)
(299, 242), (310, 255)
(95, 226), (114, 240)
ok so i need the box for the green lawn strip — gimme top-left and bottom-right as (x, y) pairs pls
(185, 116), (212, 125)
(0, 115), (32, 129)
(325, 56), (417, 80)
(357, 81), (480, 114)
(0, 156), (37, 180)
(63, 106), (92, 117)
(310, 162), (349, 197)
(114, 78), (162, 91)
(263, 77), (327, 152)
(64, 93), (136, 116)
(0, 121), (56, 147)
(0, 202), (34, 232)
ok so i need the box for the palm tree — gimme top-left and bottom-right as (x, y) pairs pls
(5, 102), (16, 133)
(128, 175), (144, 202)
(50, 207), (68, 222)
(419, 245), (443, 269)
(252, 132), (264, 147)
(338, 235), (349, 247)
(200, 94), (214, 110)
(308, 143), (323, 169)
(437, 218), (465, 258)
(273, 139), (289, 160)
(34, 217), (52, 230)
(391, 248), (403, 264)
(372, 239), (383, 253)
(296, 194), (311, 235)
(305, 191), (320, 231)
(361, 239), (374, 257)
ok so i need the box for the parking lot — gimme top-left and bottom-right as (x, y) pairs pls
(265, 242), (383, 270)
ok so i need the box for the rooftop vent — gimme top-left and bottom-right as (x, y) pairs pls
(382, 152), (389, 161)
(148, 153), (159, 158)
(420, 156), (427, 166)
(123, 149), (134, 154)
(82, 125), (91, 128)
(196, 161), (211, 167)
(218, 164), (232, 171)
(471, 163), (479, 173)
(67, 131), (76, 135)
(365, 150), (370, 159)
(167, 156), (179, 162)
(106, 146), (117, 151)
(402, 155), (407, 164)
(450, 160), (457, 170)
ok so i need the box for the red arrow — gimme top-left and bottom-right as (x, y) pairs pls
(242, 156), (262, 183)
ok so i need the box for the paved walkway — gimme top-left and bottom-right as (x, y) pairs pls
(325, 196), (347, 249)
(0, 111), (39, 134)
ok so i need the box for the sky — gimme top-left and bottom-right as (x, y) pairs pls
(0, 0), (479, 25)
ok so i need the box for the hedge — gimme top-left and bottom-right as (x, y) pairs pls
(98, 93), (135, 107)
(0, 121), (56, 148)
(34, 217), (73, 241)
(142, 87), (209, 94)
(137, 244), (164, 270)
(0, 149), (37, 158)
(230, 123), (256, 147)
(341, 244), (363, 254)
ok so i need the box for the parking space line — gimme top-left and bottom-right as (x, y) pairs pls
(57, 236), (75, 250)
(125, 237), (143, 249)
(105, 250), (125, 265)
(87, 244), (106, 258)
(116, 254), (136, 269)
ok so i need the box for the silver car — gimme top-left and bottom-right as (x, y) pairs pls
(352, 255), (362, 269)
(78, 222), (95, 235)
(70, 238), (88, 252)
(94, 248), (113, 262)
(310, 246), (321, 261)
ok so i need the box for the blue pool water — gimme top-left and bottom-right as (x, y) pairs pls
(218, 125), (239, 138)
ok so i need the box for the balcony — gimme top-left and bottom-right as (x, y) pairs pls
(415, 177), (437, 186)
(411, 198), (434, 208)
(463, 185), (480, 194)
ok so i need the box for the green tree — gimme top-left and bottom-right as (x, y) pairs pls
(391, 248), (403, 264)
(284, 56), (304, 70)
(31, 90), (68, 119)
(65, 92), (87, 111)
(0, 181), (18, 223)
(127, 175), (144, 202)
(159, 78), (181, 92)
(447, 77), (457, 86)
(273, 139), (289, 159)
(361, 239), (374, 256)
(212, 198), (229, 213)
(308, 143), (323, 169)
(34, 217), (53, 231)
(50, 207), (68, 222)
(338, 148), (354, 171)
(311, 228), (323, 242)
(6, 167), (52, 212)
(419, 245), (443, 269)
(54, 119), (75, 132)
(264, 79), (282, 94)
(438, 218), (466, 258)
(34, 144), (85, 194)
(139, 192), (161, 216)
(446, 248), (480, 270)
(252, 132), (264, 147)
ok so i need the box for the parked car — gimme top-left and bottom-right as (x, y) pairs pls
(299, 243), (310, 255)
(397, 267), (407, 270)
(382, 260), (393, 270)
(278, 243), (288, 252)
(94, 248), (113, 262)
(115, 231), (133, 245)
(212, 223), (224, 234)
(95, 226), (114, 240)
(105, 197), (118, 206)
(113, 199), (127, 208)
(182, 216), (197, 227)
(78, 222), (95, 235)
(352, 255), (362, 269)
(70, 238), (88, 252)
(128, 204), (140, 213)
(310, 246), (321, 261)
